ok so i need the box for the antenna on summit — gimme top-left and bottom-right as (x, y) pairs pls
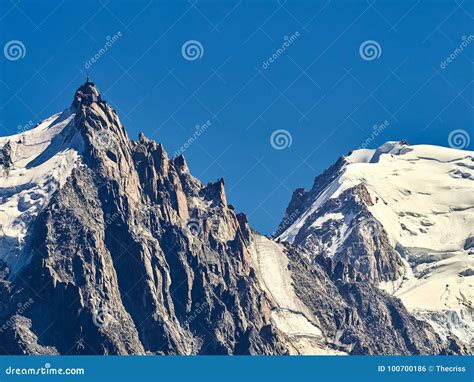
(86, 74), (91, 83)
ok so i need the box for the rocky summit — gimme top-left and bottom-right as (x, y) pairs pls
(0, 81), (471, 355)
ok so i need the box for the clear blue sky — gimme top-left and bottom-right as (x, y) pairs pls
(1, 0), (473, 234)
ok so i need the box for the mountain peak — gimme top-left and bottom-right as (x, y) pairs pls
(72, 77), (102, 109)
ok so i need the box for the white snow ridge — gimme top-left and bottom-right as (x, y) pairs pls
(279, 141), (474, 347)
(0, 108), (83, 274)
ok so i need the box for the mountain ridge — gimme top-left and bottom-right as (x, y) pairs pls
(0, 80), (471, 355)
(277, 141), (474, 348)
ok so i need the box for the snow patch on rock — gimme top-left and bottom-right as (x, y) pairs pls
(0, 109), (84, 274)
(249, 235), (345, 354)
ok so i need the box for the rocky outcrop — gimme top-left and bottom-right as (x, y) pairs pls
(291, 184), (404, 283)
(0, 141), (13, 176)
(276, 144), (473, 354)
(0, 81), (286, 355)
(284, 243), (467, 354)
(276, 157), (345, 236)
(0, 80), (468, 355)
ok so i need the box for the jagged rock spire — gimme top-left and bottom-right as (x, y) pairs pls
(72, 78), (102, 109)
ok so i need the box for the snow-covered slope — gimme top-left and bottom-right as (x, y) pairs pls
(278, 141), (474, 346)
(0, 108), (83, 274)
(249, 235), (344, 355)
(280, 142), (473, 252)
(0, 81), (467, 355)
(346, 143), (473, 253)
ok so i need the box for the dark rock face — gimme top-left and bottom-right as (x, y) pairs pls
(0, 141), (13, 175)
(0, 82), (286, 355)
(291, 184), (404, 283)
(284, 244), (467, 355)
(0, 81), (467, 355)
(276, 150), (405, 284)
(275, 157), (345, 237)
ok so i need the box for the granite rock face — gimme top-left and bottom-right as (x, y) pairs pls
(0, 81), (286, 355)
(276, 144), (473, 354)
(284, 244), (466, 354)
(0, 81), (468, 355)
(288, 184), (404, 283)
